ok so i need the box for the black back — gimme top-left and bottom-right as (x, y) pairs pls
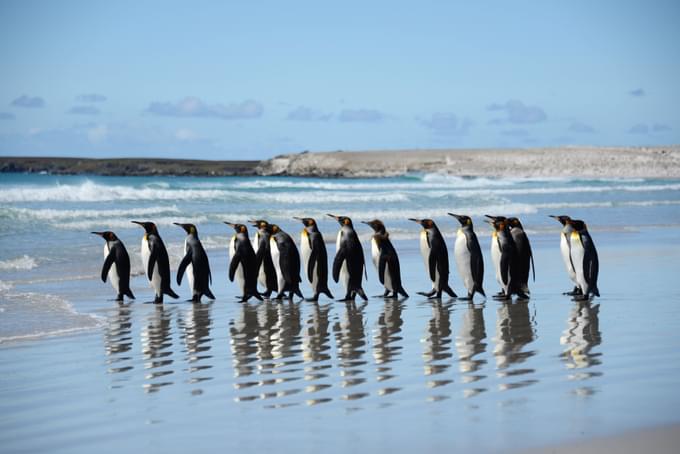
(147, 233), (176, 296)
(428, 227), (451, 292)
(103, 239), (134, 298)
(255, 230), (278, 293)
(273, 231), (303, 296)
(375, 233), (406, 295)
(580, 230), (600, 296)
(307, 230), (331, 291)
(510, 227), (534, 289)
(333, 226), (366, 292)
(233, 234), (261, 297)
(463, 228), (485, 293)
(177, 234), (214, 299)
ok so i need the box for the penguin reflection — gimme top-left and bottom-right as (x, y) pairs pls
(178, 302), (214, 386)
(141, 305), (174, 392)
(493, 301), (537, 389)
(422, 300), (453, 380)
(303, 302), (332, 364)
(560, 302), (602, 371)
(373, 299), (405, 382)
(334, 302), (368, 390)
(456, 304), (487, 383)
(104, 303), (133, 375)
(271, 301), (302, 361)
(229, 302), (260, 378)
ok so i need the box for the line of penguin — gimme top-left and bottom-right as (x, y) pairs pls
(92, 214), (599, 304)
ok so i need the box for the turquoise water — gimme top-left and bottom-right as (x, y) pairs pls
(1, 173), (680, 452)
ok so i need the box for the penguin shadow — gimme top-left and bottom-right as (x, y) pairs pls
(421, 299), (455, 395)
(493, 299), (538, 391)
(560, 301), (602, 377)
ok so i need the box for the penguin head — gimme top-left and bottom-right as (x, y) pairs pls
(569, 219), (587, 231)
(91, 231), (118, 241)
(270, 224), (281, 234)
(224, 222), (248, 235)
(362, 219), (386, 234)
(448, 213), (473, 227)
(484, 214), (506, 223)
(173, 222), (197, 235)
(249, 219), (271, 231)
(327, 214), (353, 227)
(131, 221), (157, 234)
(294, 217), (318, 229)
(484, 217), (505, 231)
(408, 218), (435, 230)
(506, 217), (524, 229)
(549, 215), (571, 226)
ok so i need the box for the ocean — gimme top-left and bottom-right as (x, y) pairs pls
(1, 172), (680, 452)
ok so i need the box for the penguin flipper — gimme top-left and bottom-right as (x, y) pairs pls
(500, 252), (510, 287)
(332, 248), (346, 283)
(101, 251), (115, 283)
(307, 246), (319, 283)
(428, 253), (437, 282)
(176, 251), (192, 286)
(147, 249), (158, 281)
(228, 253), (241, 282)
(377, 254), (387, 285)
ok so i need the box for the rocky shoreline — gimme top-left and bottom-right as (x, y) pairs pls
(2, 146), (679, 178)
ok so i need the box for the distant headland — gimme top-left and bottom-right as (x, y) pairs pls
(2, 146), (679, 178)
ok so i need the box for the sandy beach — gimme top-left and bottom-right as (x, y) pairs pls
(3, 146), (680, 178)
(257, 146), (680, 178)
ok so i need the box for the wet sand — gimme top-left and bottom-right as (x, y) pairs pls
(2, 229), (680, 453)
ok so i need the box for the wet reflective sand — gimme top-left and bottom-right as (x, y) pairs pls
(2, 238), (680, 453)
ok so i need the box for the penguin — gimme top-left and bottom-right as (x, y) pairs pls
(269, 224), (304, 300)
(91, 231), (135, 302)
(131, 221), (179, 304)
(328, 214), (368, 302)
(506, 217), (534, 297)
(248, 219), (278, 298)
(447, 214), (485, 300)
(294, 217), (334, 301)
(174, 223), (215, 302)
(408, 218), (457, 299)
(484, 216), (522, 300)
(362, 219), (408, 298)
(225, 222), (262, 303)
(549, 215), (581, 296)
(567, 219), (600, 301)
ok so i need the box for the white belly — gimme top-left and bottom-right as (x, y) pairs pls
(336, 230), (350, 290)
(490, 232), (502, 288)
(230, 236), (245, 293)
(570, 233), (588, 294)
(419, 231), (435, 289)
(560, 233), (578, 284)
(455, 230), (474, 293)
(270, 237), (284, 292)
(141, 236), (162, 296)
(300, 231), (312, 284)
(184, 239), (195, 293)
(104, 243), (119, 293)
(371, 238), (380, 270)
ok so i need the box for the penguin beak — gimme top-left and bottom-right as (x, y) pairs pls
(407, 218), (420, 223)
(173, 222), (189, 233)
(91, 231), (104, 237)
(484, 215), (497, 221)
(448, 213), (463, 221)
(326, 214), (339, 220)
(293, 216), (302, 220)
(223, 221), (235, 227)
(131, 221), (144, 226)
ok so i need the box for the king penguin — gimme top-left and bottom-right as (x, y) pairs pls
(269, 224), (304, 300)
(408, 218), (457, 299)
(328, 214), (368, 302)
(549, 215), (581, 296)
(362, 219), (408, 298)
(248, 219), (278, 298)
(91, 231), (135, 301)
(294, 217), (334, 301)
(484, 216), (521, 300)
(131, 221), (179, 304)
(506, 217), (534, 298)
(225, 222), (262, 302)
(448, 214), (485, 300)
(174, 223), (215, 302)
(567, 219), (600, 301)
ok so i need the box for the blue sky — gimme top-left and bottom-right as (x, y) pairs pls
(0, 0), (678, 159)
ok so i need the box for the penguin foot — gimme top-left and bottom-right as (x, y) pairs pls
(305, 295), (320, 302)
(494, 291), (506, 297)
(153, 296), (163, 304)
(417, 290), (436, 298)
(115, 294), (124, 302)
(563, 286), (582, 296)
(458, 295), (473, 301)
(516, 292), (531, 300)
(492, 294), (511, 301)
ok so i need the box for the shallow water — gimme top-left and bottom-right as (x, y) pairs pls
(1, 174), (680, 452)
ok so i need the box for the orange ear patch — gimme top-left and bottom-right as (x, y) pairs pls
(343, 218), (350, 225)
